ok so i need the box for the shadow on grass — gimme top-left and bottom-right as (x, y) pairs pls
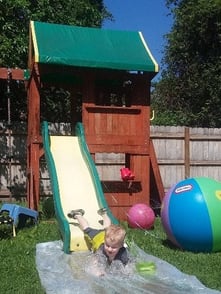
(162, 238), (182, 250)
(0, 224), (13, 239)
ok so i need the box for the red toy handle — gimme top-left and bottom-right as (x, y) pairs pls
(120, 167), (135, 181)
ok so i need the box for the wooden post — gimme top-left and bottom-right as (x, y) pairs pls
(27, 64), (41, 210)
(184, 127), (190, 178)
(129, 154), (150, 204)
(150, 139), (165, 201)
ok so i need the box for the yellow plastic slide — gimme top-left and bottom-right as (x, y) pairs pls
(42, 121), (118, 253)
(50, 135), (104, 251)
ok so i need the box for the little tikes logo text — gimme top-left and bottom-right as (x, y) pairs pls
(175, 184), (193, 194)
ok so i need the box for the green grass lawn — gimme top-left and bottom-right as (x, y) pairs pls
(0, 220), (60, 294)
(0, 216), (221, 293)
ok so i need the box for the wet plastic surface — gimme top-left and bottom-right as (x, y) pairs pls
(36, 240), (221, 294)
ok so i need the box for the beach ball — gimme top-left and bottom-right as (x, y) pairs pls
(161, 177), (221, 252)
(127, 203), (155, 229)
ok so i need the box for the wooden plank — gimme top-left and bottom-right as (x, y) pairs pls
(0, 190), (11, 196)
(85, 105), (141, 114)
(88, 144), (148, 154)
(150, 140), (164, 202)
(129, 154), (150, 205)
(86, 134), (146, 145)
(190, 161), (221, 166)
(27, 65), (41, 210)
(105, 193), (146, 207)
(151, 133), (221, 141)
(157, 160), (221, 166)
(157, 159), (184, 165)
(108, 206), (130, 221)
(0, 68), (25, 80)
(101, 181), (142, 193)
(151, 133), (184, 139)
(184, 127), (190, 178)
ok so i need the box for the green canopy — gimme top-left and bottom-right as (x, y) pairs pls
(30, 21), (158, 73)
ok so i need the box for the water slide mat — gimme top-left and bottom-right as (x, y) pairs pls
(36, 240), (221, 294)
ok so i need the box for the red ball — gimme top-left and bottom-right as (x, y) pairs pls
(127, 203), (155, 229)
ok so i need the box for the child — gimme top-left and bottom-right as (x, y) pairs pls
(68, 208), (129, 274)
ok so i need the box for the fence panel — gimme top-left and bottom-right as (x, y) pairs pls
(151, 126), (221, 191)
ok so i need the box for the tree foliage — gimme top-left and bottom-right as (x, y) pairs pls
(152, 0), (221, 127)
(0, 0), (111, 68)
(0, 0), (112, 122)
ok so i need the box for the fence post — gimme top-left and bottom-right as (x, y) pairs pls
(184, 127), (190, 178)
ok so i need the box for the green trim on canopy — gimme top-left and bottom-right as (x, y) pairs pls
(30, 21), (159, 73)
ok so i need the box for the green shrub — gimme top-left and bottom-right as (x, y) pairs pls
(41, 197), (55, 219)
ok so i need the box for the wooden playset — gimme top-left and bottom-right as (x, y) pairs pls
(0, 21), (164, 221)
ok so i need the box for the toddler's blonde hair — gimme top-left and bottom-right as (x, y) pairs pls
(105, 224), (126, 247)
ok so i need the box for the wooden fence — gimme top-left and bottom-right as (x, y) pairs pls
(1, 122), (221, 200)
(151, 126), (221, 191)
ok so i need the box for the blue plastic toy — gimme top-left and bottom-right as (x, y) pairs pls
(0, 203), (38, 236)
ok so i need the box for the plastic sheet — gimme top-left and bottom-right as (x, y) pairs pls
(36, 240), (221, 294)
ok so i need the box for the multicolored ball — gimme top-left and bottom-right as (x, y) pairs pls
(161, 177), (221, 252)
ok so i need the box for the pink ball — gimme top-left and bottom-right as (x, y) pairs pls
(127, 203), (155, 229)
